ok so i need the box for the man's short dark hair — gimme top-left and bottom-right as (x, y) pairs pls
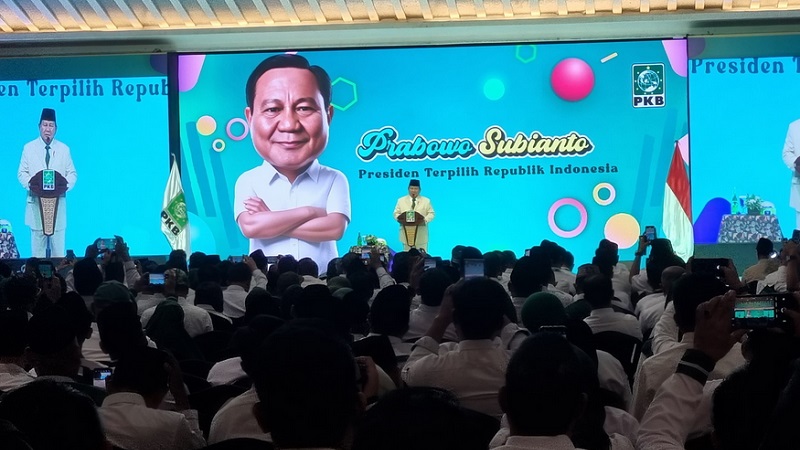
(341, 252), (365, 276)
(104, 261), (125, 284)
(245, 287), (282, 324)
(194, 281), (224, 312)
(110, 347), (170, 396)
(276, 272), (303, 296)
(277, 255), (299, 275)
(227, 262), (252, 284)
(390, 252), (411, 284)
(0, 262), (12, 278)
(188, 251), (206, 271)
(452, 278), (506, 340)
(369, 285), (411, 337)
(166, 250), (188, 273)
(0, 310), (28, 357)
(1, 276), (37, 311)
(56, 292), (93, 345)
(27, 305), (76, 356)
(583, 274), (614, 309)
(646, 254), (686, 290)
(483, 251), (504, 278)
(672, 273), (727, 332)
(325, 257), (342, 278)
(233, 315), (286, 377)
(297, 257), (319, 278)
(97, 302), (147, 360)
(352, 387), (491, 450)
(245, 54), (332, 110)
(591, 252), (615, 279)
(510, 256), (549, 298)
(501, 250), (517, 269)
(252, 322), (359, 449)
(0, 380), (106, 450)
(73, 258), (103, 297)
(756, 238), (774, 257)
(419, 268), (452, 307)
(503, 333), (591, 436)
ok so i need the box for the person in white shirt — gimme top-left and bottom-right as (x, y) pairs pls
(193, 281), (234, 330)
(783, 118), (800, 228)
(140, 268), (213, 338)
(222, 258), (267, 318)
(402, 278), (512, 418)
(234, 54), (350, 270)
(365, 285), (414, 365)
(756, 242), (795, 293)
(636, 291), (800, 450)
(631, 274), (745, 421)
(0, 379), (108, 450)
(742, 238), (781, 285)
(0, 310), (36, 391)
(404, 268), (459, 342)
(99, 347), (205, 450)
(393, 179), (435, 251)
(17, 108), (77, 257)
(498, 250), (517, 285)
(250, 321), (379, 450)
(635, 266), (685, 339)
(494, 332), (595, 450)
(541, 240), (577, 295)
(583, 275), (643, 341)
(596, 239), (633, 306)
(208, 315), (286, 443)
(298, 256), (326, 287)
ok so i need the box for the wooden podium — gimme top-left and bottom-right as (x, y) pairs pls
(28, 170), (68, 237)
(396, 211), (425, 248)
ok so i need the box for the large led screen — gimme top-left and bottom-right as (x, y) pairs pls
(178, 40), (688, 268)
(0, 55), (170, 258)
(689, 36), (800, 245)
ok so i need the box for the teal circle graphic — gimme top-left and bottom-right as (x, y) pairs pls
(483, 79), (505, 101)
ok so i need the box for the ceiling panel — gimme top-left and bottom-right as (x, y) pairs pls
(1, 0), (800, 48)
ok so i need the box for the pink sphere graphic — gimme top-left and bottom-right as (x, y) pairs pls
(550, 58), (595, 102)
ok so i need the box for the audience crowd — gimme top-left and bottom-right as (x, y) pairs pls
(0, 234), (799, 450)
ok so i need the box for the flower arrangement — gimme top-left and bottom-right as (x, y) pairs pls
(349, 234), (389, 255)
(744, 195), (764, 215)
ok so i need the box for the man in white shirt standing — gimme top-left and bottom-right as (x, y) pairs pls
(17, 108), (77, 257)
(235, 54), (351, 270)
(393, 179), (435, 252)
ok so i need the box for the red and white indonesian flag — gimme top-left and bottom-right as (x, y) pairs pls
(663, 139), (693, 261)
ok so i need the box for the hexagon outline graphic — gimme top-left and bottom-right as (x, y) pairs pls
(331, 77), (358, 111)
(515, 45), (538, 64)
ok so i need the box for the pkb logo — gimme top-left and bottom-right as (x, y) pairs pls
(632, 64), (665, 108)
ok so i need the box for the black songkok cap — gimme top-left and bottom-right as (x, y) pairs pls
(40, 108), (56, 123)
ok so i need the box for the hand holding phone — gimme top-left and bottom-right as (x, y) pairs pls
(732, 293), (797, 330)
(96, 238), (117, 252)
(644, 225), (656, 243)
(38, 264), (53, 279)
(463, 258), (484, 279)
(149, 273), (165, 285)
(695, 292), (747, 362)
(92, 368), (113, 388)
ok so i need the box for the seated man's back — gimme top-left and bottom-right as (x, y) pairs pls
(581, 275), (643, 341)
(98, 347), (206, 450)
(402, 278), (511, 418)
